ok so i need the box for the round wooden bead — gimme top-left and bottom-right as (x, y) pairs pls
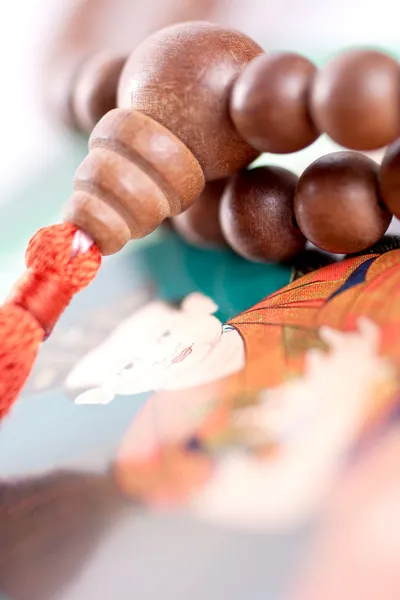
(230, 52), (319, 154)
(42, 0), (219, 130)
(118, 21), (262, 181)
(64, 108), (205, 255)
(172, 180), (228, 248)
(71, 52), (126, 133)
(379, 138), (400, 218)
(311, 50), (400, 150)
(294, 151), (392, 254)
(220, 166), (306, 263)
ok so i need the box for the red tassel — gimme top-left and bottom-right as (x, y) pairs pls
(0, 224), (101, 418)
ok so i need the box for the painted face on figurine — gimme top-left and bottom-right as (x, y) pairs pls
(65, 292), (245, 404)
(112, 249), (400, 527)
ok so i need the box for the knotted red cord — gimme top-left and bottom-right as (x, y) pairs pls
(0, 224), (101, 418)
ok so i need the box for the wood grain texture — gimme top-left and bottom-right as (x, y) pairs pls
(71, 52), (126, 133)
(311, 50), (400, 150)
(118, 21), (262, 180)
(63, 108), (205, 255)
(295, 151), (392, 254)
(90, 108), (205, 213)
(172, 179), (228, 248)
(231, 52), (319, 153)
(220, 166), (306, 263)
(380, 138), (400, 219)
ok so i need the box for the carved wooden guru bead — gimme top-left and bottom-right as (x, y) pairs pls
(118, 22), (262, 181)
(4, 21), (400, 417)
(62, 22), (400, 262)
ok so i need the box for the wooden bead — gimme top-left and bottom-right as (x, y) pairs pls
(172, 180), (228, 248)
(230, 52), (319, 153)
(71, 52), (126, 134)
(220, 166), (306, 262)
(294, 151), (392, 254)
(311, 50), (400, 150)
(63, 108), (205, 255)
(42, 0), (222, 130)
(379, 138), (400, 219)
(118, 21), (262, 181)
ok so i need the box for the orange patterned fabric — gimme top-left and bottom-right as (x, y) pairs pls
(228, 252), (400, 388)
(116, 250), (400, 506)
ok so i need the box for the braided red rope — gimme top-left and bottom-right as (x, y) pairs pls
(0, 224), (101, 418)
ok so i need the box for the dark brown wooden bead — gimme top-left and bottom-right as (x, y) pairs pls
(118, 21), (262, 181)
(294, 151), (392, 254)
(63, 108), (205, 255)
(311, 50), (400, 150)
(220, 166), (306, 263)
(230, 52), (319, 154)
(379, 138), (400, 219)
(172, 180), (228, 248)
(71, 52), (126, 133)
